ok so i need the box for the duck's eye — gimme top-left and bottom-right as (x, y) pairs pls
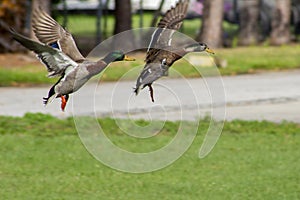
(161, 58), (167, 65)
(200, 43), (207, 48)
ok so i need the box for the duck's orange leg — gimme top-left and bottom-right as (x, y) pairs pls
(60, 95), (68, 111)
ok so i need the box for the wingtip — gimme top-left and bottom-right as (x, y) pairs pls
(9, 27), (21, 39)
(133, 87), (140, 96)
(6, 25), (18, 36)
(8, 27), (15, 33)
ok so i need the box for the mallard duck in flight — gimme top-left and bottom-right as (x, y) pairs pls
(134, 0), (214, 102)
(10, 9), (134, 111)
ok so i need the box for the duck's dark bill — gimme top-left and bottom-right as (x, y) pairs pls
(124, 55), (135, 61)
(205, 48), (215, 54)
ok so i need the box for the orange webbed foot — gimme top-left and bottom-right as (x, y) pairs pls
(60, 95), (67, 111)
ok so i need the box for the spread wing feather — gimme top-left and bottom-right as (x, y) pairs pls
(10, 29), (78, 77)
(146, 0), (189, 62)
(32, 8), (85, 62)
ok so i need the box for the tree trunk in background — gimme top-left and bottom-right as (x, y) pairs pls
(196, 0), (224, 48)
(114, 0), (132, 34)
(270, 0), (291, 45)
(113, 0), (135, 49)
(0, 0), (28, 52)
(238, 0), (260, 46)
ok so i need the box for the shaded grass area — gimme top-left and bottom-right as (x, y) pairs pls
(0, 113), (300, 199)
(55, 13), (238, 40)
(56, 13), (201, 38)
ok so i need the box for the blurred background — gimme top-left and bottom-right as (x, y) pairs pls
(1, 0), (300, 54)
(1, 2), (300, 198)
(1, 0), (300, 86)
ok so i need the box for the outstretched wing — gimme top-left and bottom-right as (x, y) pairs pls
(147, 0), (189, 54)
(135, 0), (189, 94)
(32, 8), (85, 62)
(157, 0), (189, 30)
(10, 29), (78, 77)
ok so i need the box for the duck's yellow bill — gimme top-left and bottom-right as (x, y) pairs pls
(124, 55), (135, 61)
(205, 48), (215, 54)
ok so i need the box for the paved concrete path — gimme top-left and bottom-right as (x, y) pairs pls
(0, 70), (299, 123)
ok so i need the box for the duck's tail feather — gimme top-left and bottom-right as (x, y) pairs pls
(134, 87), (140, 95)
(43, 95), (56, 106)
(43, 85), (57, 106)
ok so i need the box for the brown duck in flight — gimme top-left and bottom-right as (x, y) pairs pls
(134, 0), (214, 102)
(10, 9), (134, 111)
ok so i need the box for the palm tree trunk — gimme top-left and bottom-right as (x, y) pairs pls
(196, 0), (224, 48)
(270, 0), (291, 45)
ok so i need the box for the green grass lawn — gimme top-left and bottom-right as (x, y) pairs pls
(56, 13), (204, 38)
(0, 67), (54, 86)
(217, 45), (300, 75)
(0, 113), (300, 199)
